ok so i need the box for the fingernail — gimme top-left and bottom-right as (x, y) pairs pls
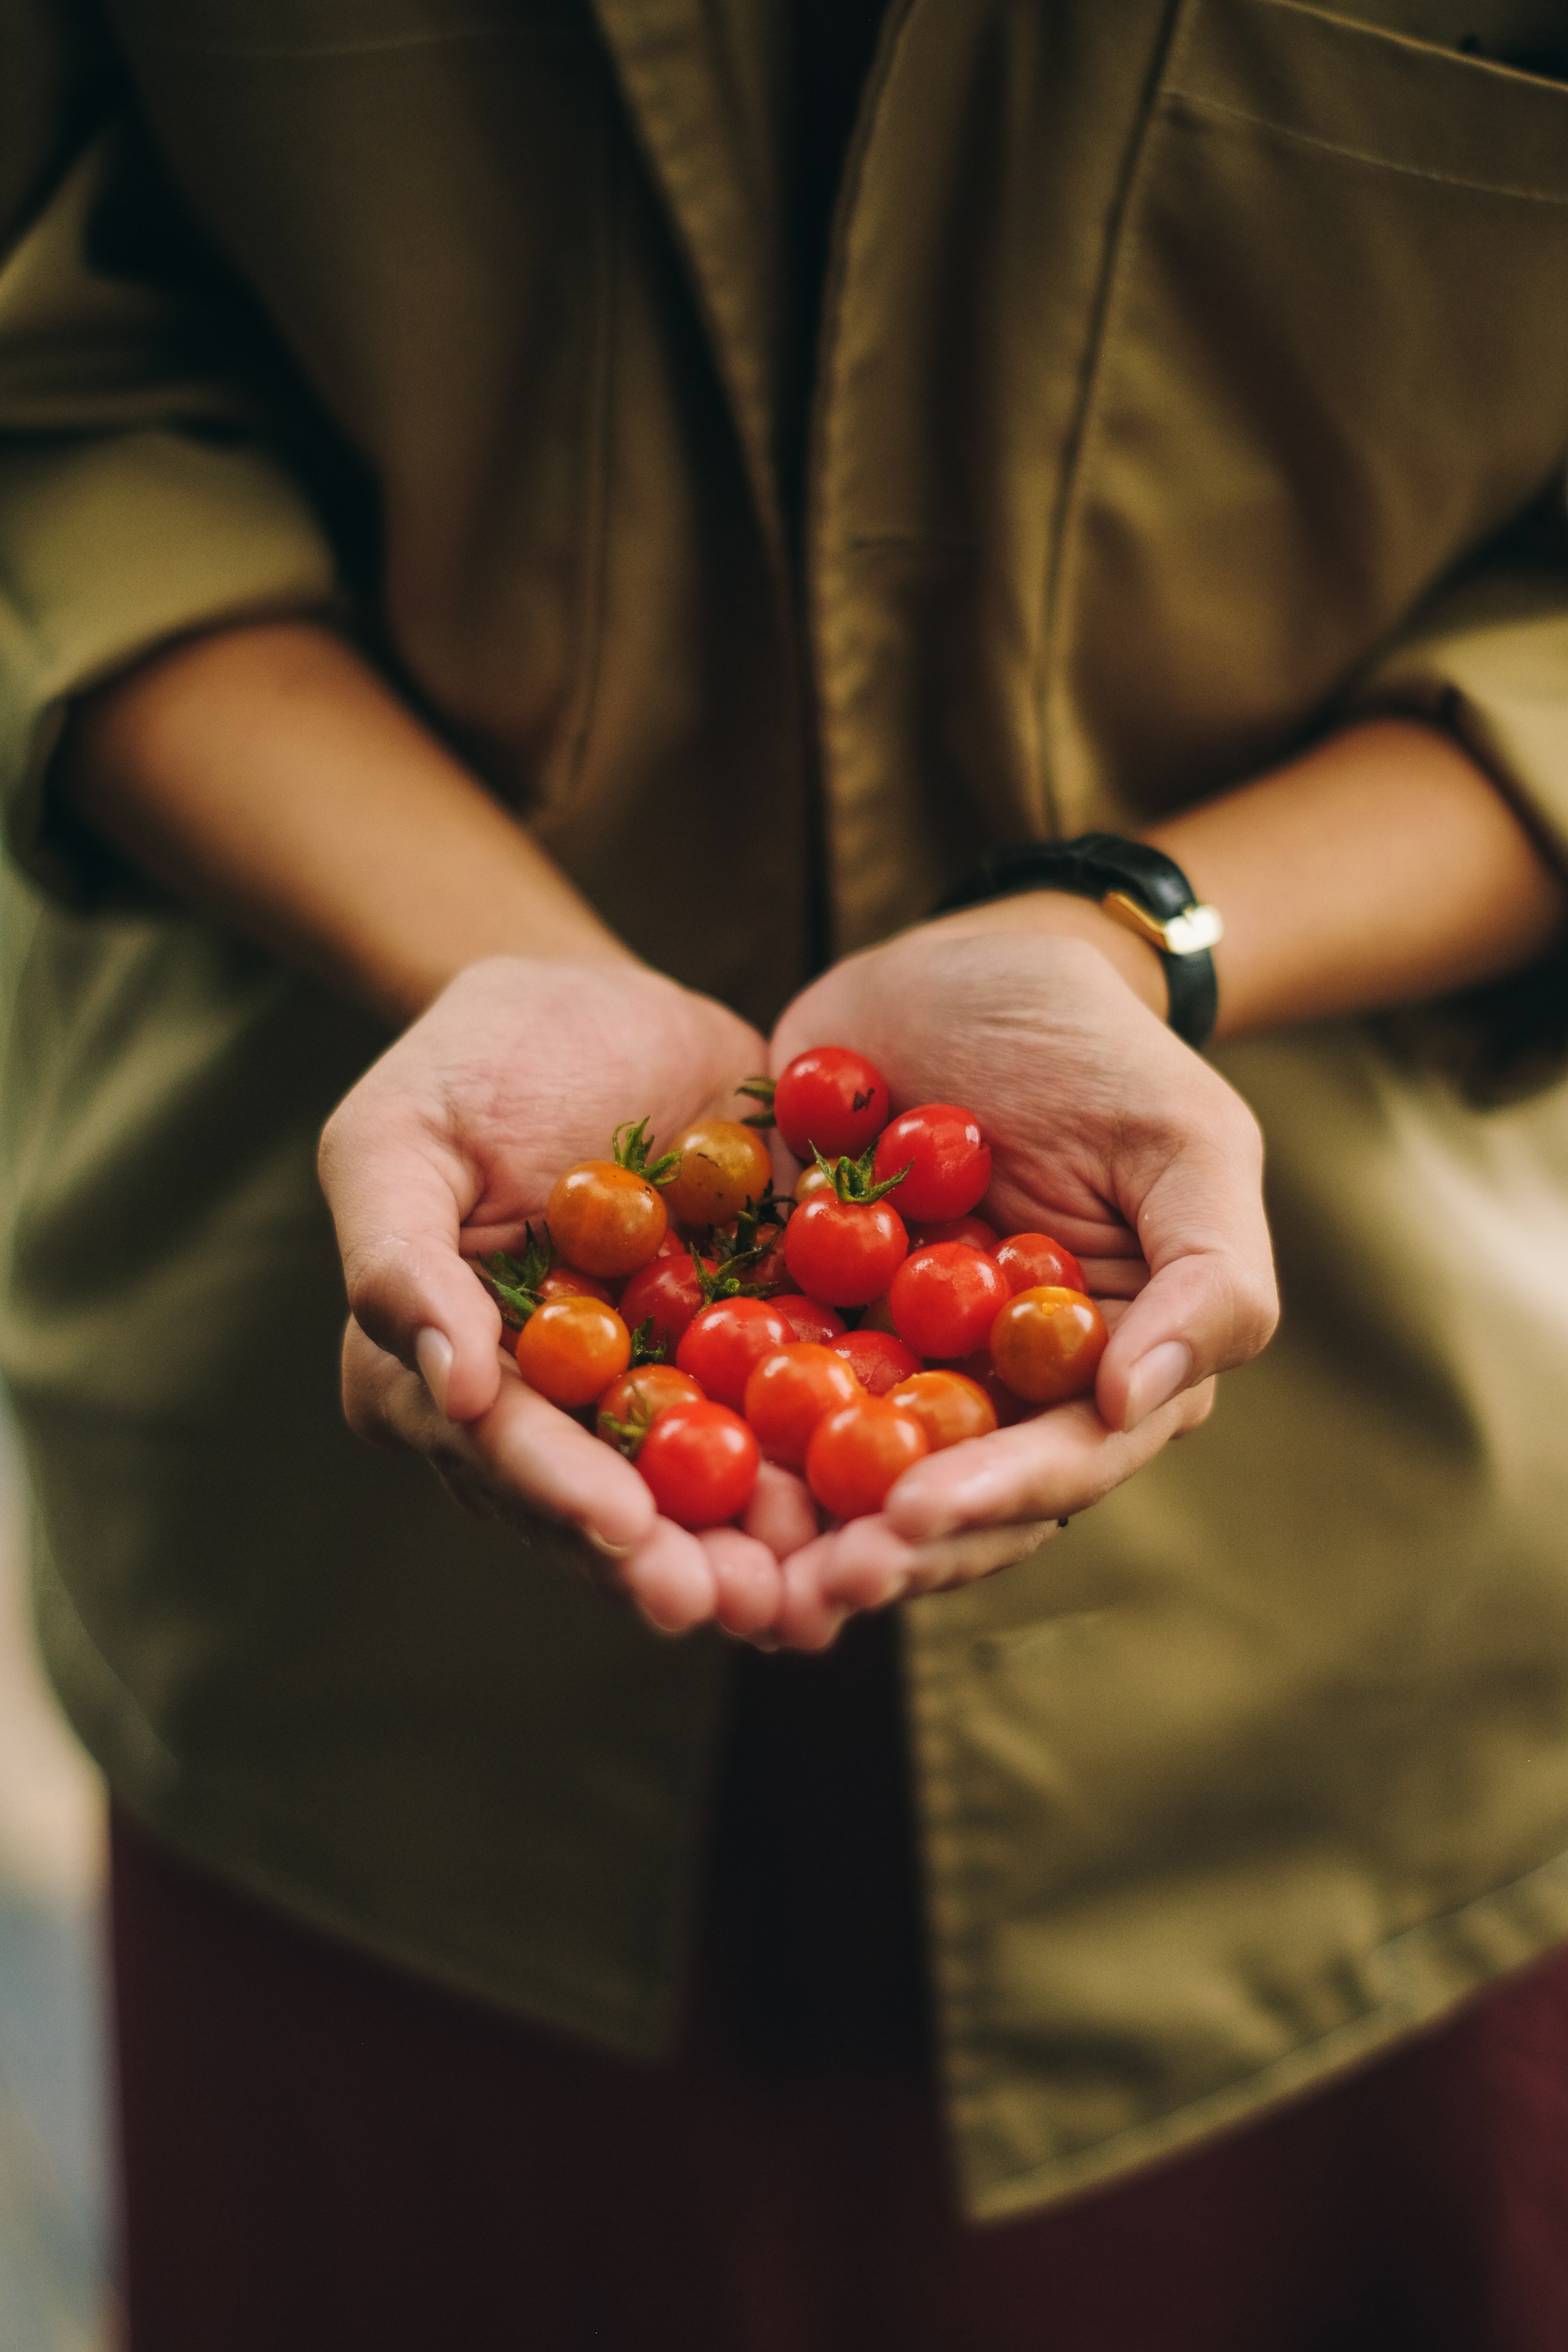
(1124, 1339), (1192, 1429)
(583, 1526), (632, 1563)
(415, 1326), (453, 1416)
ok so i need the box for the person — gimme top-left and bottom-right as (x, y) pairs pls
(3, 0), (1568, 2342)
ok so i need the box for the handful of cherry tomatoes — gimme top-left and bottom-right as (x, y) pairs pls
(476, 1048), (1108, 1535)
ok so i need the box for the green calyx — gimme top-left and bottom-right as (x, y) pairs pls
(735, 1074), (776, 1131)
(612, 1117), (683, 1188)
(478, 1225), (553, 1327)
(690, 1188), (790, 1301)
(628, 1316), (668, 1367)
(813, 1142), (910, 1207)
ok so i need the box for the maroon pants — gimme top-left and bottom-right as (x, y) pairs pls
(111, 1807), (1568, 2352)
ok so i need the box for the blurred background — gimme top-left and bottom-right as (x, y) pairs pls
(0, 1412), (115, 2349)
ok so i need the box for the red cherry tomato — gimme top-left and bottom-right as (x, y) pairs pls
(617, 1250), (715, 1354)
(953, 1349), (1035, 1428)
(872, 1104), (991, 1223)
(662, 1118), (775, 1228)
(989, 1285), (1108, 1405)
(637, 1402), (760, 1530)
(783, 1193), (908, 1307)
(536, 1267), (617, 1308)
(515, 1295), (631, 1407)
(887, 1369), (998, 1451)
(992, 1231), (1087, 1295)
(908, 1214), (998, 1253)
(775, 1294), (848, 1345)
(675, 1297), (796, 1409)
(889, 1241), (1010, 1360)
(806, 1396), (929, 1519)
(743, 1344), (863, 1468)
(547, 1161), (667, 1279)
(830, 1329), (923, 1396)
(773, 1047), (889, 1161)
(595, 1364), (705, 1451)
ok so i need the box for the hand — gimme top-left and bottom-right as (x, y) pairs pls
(319, 956), (791, 1638)
(761, 920), (1280, 1640)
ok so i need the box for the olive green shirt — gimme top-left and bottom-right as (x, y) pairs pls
(4, 0), (1568, 2218)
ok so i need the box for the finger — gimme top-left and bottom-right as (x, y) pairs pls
(741, 1461), (820, 1559)
(773, 1548), (851, 1652)
(320, 1106), (505, 1424)
(344, 1316), (659, 1551)
(883, 1382), (1215, 1542)
(896, 1517), (1059, 1597)
(619, 1517), (720, 1634)
(701, 1527), (785, 1638)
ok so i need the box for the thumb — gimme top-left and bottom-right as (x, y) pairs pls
(319, 1118), (503, 1424)
(1096, 1132), (1279, 1433)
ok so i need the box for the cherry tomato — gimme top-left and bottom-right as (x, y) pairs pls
(743, 1344), (863, 1468)
(637, 1402), (760, 1530)
(872, 1104), (991, 1222)
(775, 1295), (848, 1344)
(783, 1193), (908, 1307)
(536, 1267), (618, 1308)
(830, 1329), (923, 1396)
(595, 1364), (705, 1450)
(889, 1241), (1010, 1360)
(953, 1350), (1035, 1428)
(992, 1231), (1087, 1295)
(675, 1297), (796, 1409)
(739, 1228), (796, 1293)
(662, 1118), (774, 1228)
(857, 1290), (898, 1335)
(908, 1214), (998, 1253)
(547, 1162), (667, 1279)
(793, 1158), (842, 1204)
(887, 1369), (998, 1450)
(515, 1295), (631, 1407)
(806, 1396), (929, 1519)
(617, 1249), (714, 1354)
(989, 1285), (1108, 1405)
(773, 1047), (889, 1161)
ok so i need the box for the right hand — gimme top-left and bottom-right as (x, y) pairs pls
(318, 956), (790, 1639)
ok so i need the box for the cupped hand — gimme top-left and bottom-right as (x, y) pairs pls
(319, 956), (787, 1636)
(763, 921), (1280, 1627)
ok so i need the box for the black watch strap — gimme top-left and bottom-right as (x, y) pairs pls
(935, 833), (1223, 1049)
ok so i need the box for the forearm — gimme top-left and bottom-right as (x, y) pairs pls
(937, 720), (1568, 1038)
(56, 620), (636, 1025)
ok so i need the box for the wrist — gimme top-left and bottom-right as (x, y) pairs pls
(926, 889), (1169, 1019)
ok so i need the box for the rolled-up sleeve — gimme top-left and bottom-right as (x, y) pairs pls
(1348, 551), (1568, 1102)
(0, 38), (340, 908)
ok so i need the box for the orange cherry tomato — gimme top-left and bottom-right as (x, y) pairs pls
(806, 1396), (929, 1519)
(546, 1162), (667, 1279)
(743, 1343), (863, 1469)
(793, 1158), (842, 1204)
(886, 1369), (998, 1451)
(992, 1232), (1087, 1296)
(595, 1364), (705, 1452)
(989, 1285), (1107, 1405)
(515, 1294), (632, 1406)
(661, 1118), (774, 1228)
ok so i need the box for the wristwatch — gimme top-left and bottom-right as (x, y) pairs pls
(934, 833), (1224, 1049)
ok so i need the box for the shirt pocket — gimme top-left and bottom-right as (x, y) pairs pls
(1047, 0), (1568, 825)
